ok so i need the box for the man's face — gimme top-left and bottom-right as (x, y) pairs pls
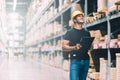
(75, 14), (84, 24)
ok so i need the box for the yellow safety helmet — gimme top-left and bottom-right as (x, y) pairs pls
(72, 10), (84, 21)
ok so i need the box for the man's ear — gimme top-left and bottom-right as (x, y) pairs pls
(74, 19), (77, 23)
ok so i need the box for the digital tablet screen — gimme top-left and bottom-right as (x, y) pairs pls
(80, 37), (94, 50)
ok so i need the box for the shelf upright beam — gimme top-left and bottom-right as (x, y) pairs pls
(23, 18), (27, 61)
(106, 0), (111, 80)
(61, 13), (64, 67)
(84, 0), (88, 18)
(84, 0), (88, 30)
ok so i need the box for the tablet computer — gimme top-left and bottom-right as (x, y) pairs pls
(80, 37), (94, 50)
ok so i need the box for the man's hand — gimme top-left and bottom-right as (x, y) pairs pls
(62, 40), (82, 51)
(74, 44), (82, 50)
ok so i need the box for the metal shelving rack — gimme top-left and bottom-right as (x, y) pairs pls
(25, 0), (82, 68)
(26, 0), (120, 76)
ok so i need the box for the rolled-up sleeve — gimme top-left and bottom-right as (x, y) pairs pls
(63, 31), (71, 40)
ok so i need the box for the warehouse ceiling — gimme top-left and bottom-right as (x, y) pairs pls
(6, 0), (32, 16)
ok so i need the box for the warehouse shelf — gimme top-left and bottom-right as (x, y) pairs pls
(26, 1), (120, 79)
(54, 32), (65, 38)
(40, 31), (65, 44)
(55, 48), (62, 51)
(47, 0), (81, 24)
(8, 46), (24, 48)
(27, 0), (54, 32)
(91, 48), (120, 72)
(110, 11), (120, 20)
(41, 50), (55, 52)
(35, 0), (54, 25)
(85, 17), (107, 28)
(86, 11), (120, 29)
(47, 5), (71, 24)
(41, 1), (54, 15)
(34, 0), (83, 70)
(41, 48), (62, 52)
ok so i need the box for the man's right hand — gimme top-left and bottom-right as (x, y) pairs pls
(62, 40), (81, 51)
(74, 44), (81, 50)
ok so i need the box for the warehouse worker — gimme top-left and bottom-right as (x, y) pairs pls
(62, 10), (91, 80)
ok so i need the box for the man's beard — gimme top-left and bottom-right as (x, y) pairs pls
(77, 20), (84, 25)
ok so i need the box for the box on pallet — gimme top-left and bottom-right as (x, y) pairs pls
(62, 0), (71, 9)
(59, 0), (63, 11)
(98, 37), (107, 49)
(72, 3), (83, 12)
(97, 0), (107, 12)
(55, 52), (62, 68)
(116, 53), (120, 80)
(110, 68), (116, 80)
(115, 1), (120, 10)
(62, 60), (70, 71)
(99, 58), (107, 80)
(85, 17), (95, 23)
(90, 30), (102, 49)
(110, 39), (119, 48)
(88, 51), (94, 66)
(108, 0), (120, 12)
(88, 72), (99, 80)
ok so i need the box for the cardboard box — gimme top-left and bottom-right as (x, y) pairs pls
(97, 0), (107, 12)
(62, 60), (70, 71)
(99, 58), (107, 80)
(116, 53), (120, 80)
(72, 3), (83, 12)
(108, 0), (120, 12)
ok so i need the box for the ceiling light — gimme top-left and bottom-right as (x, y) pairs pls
(13, 0), (17, 11)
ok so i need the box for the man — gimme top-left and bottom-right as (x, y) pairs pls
(62, 10), (91, 80)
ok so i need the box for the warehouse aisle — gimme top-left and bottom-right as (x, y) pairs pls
(0, 59), (69, 80)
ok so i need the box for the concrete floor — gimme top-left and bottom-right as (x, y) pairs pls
(0, 59), (69, 80)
